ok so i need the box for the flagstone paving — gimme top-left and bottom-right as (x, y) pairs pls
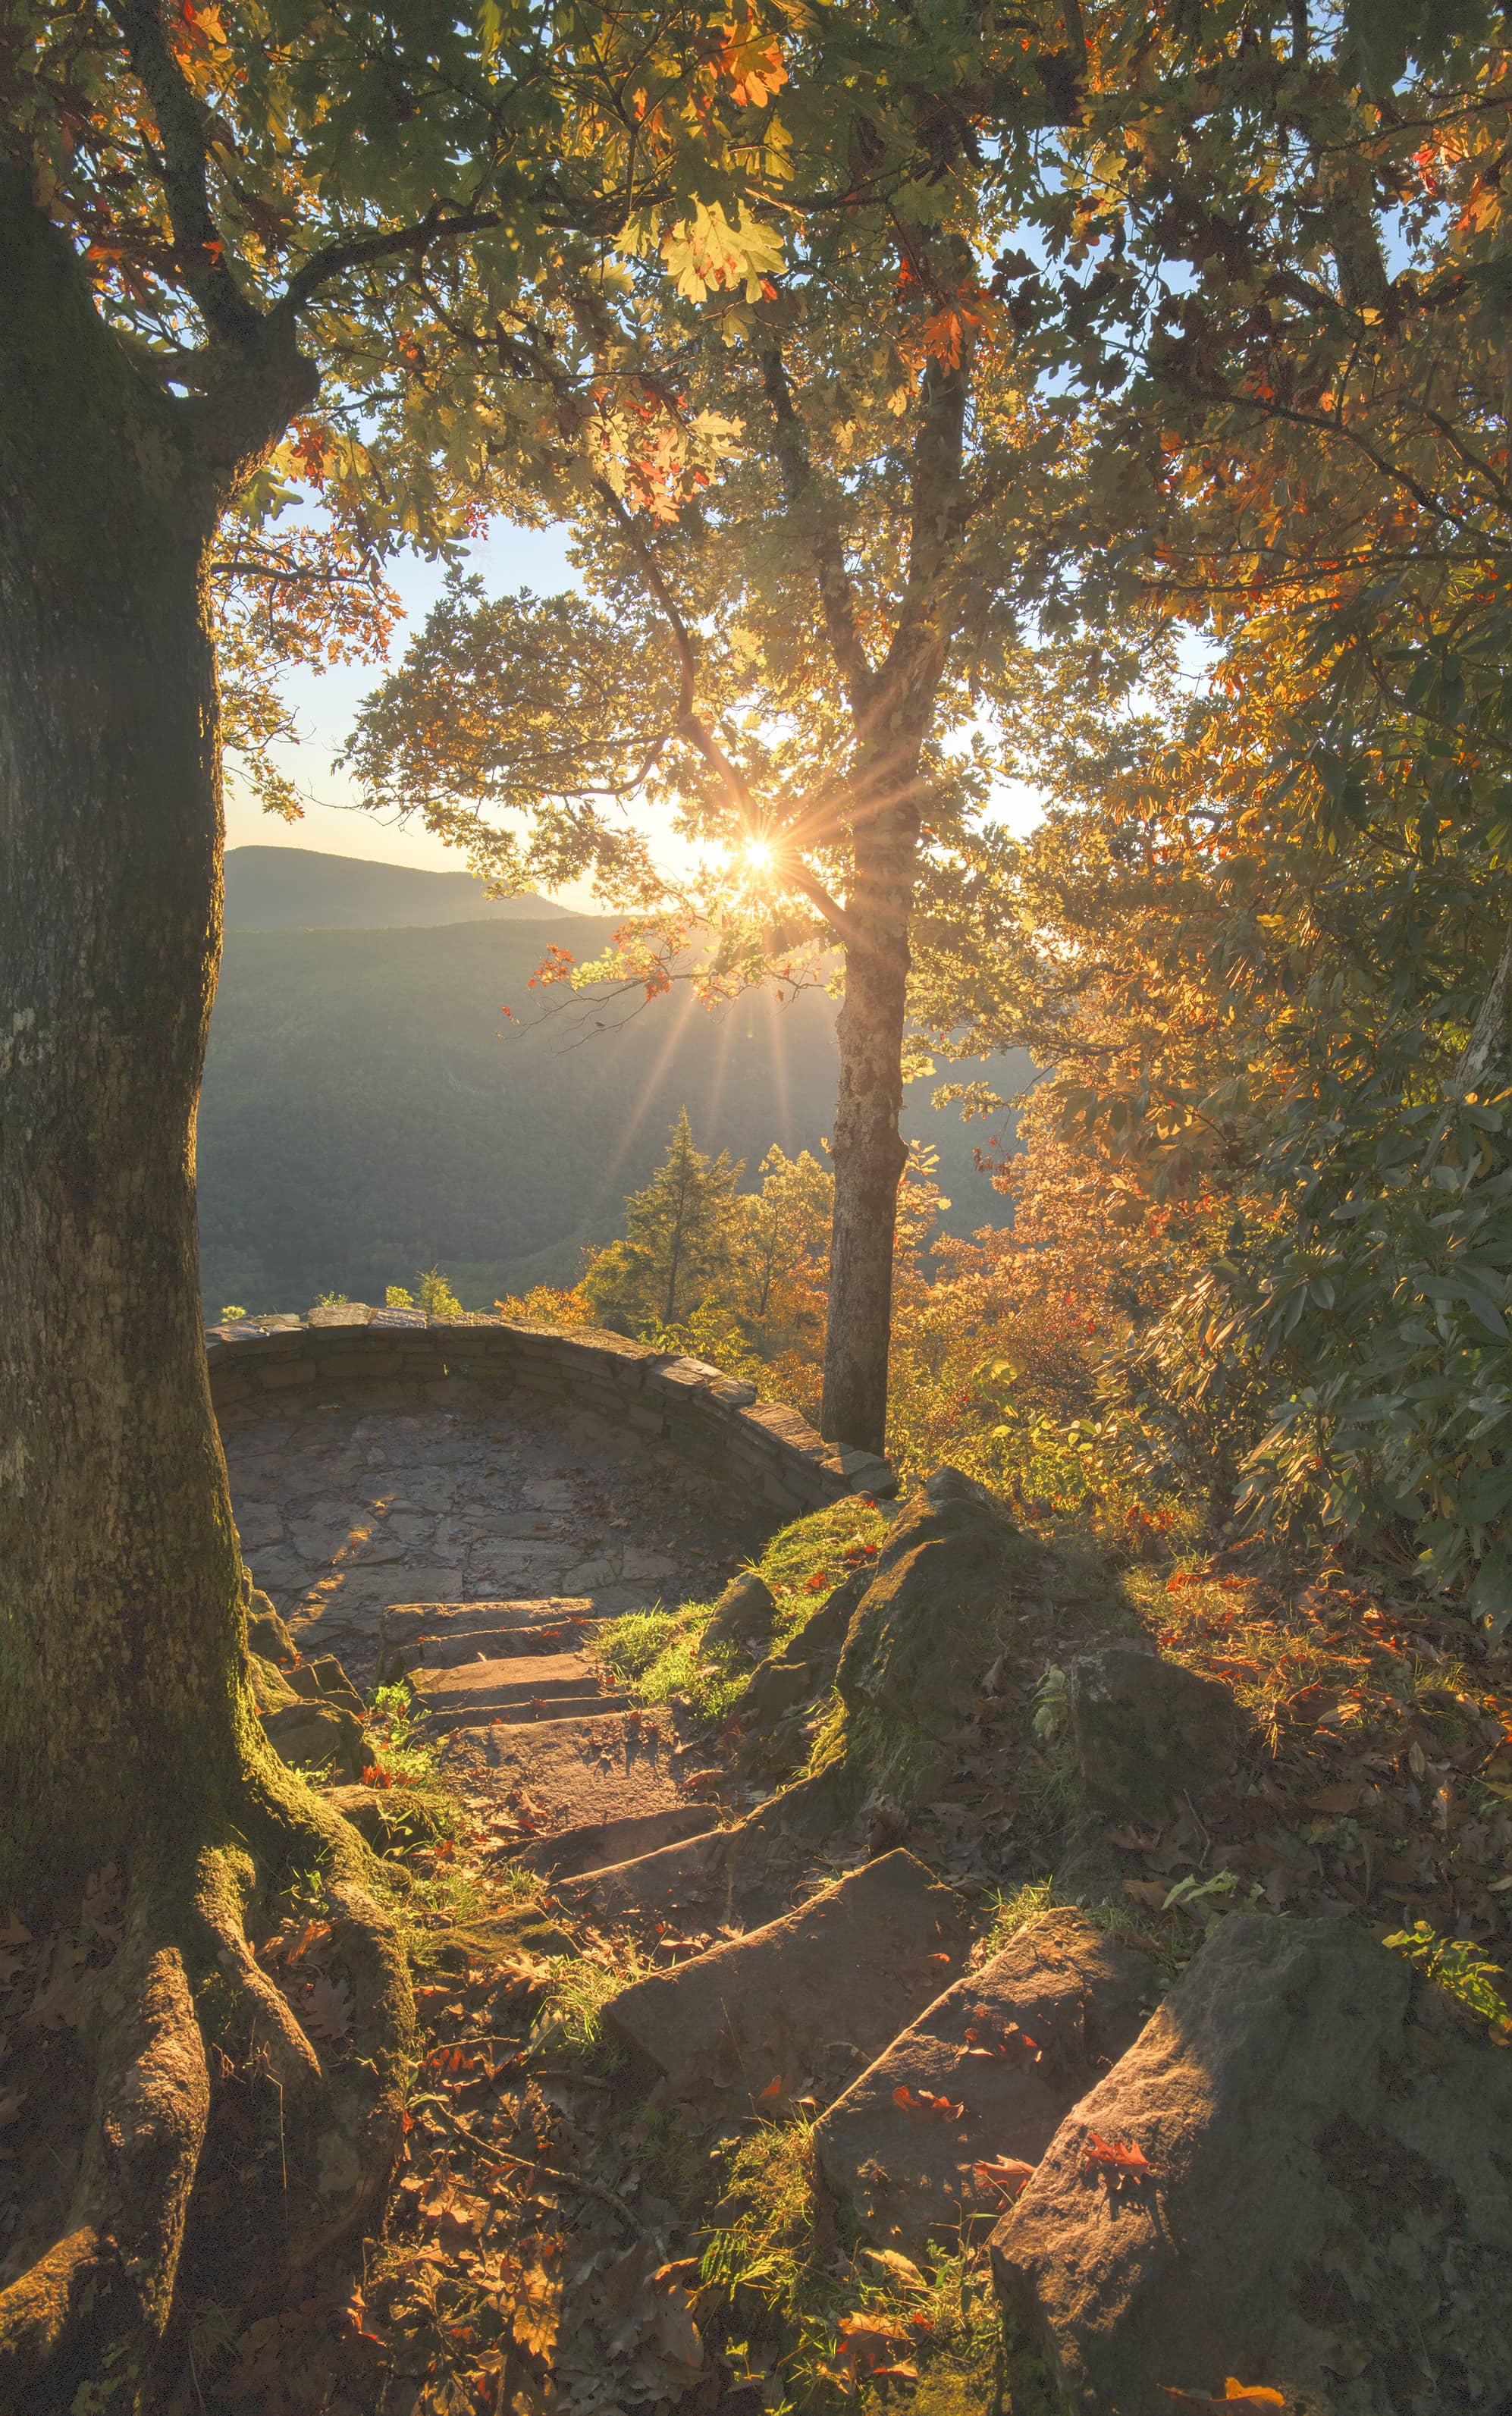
(222, 1373), (771, 1687)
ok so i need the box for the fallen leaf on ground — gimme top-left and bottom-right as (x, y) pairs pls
(893, 2083), (966, 2122)
(861, 2248), (926, 2290)
(303, 1972), (353, 2040)
(1161, 2386), (1285, 2408)
(1303, 1783), (1360, 1815)
(0, 1915), (31, 1947)
(510, 2242), (563, 2362)
(973, 2154), (1037, 2200)
(964, 2010), (1040, 2064)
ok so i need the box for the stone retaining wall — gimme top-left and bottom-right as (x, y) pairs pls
(206, 1304), (896, 1517)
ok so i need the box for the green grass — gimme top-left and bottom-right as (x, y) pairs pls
(529, 1940), (656, 2069)
(595, 1498), (895, 1723)
(594, 1600), (748, 1724)
(697, 2121), (1002, 2416)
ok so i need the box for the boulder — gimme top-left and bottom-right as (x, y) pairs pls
(736, 1564), (870, 1742)
(604, 1850), (971, 2113)
(836, 1468), (1125, 1800)
(814, 1910), (1151, 2253)
(702, 1570), (777, 1656)
(992, 1914), (1512, 2416)
(253, 1642), (369, 1780)
(1065, 1643), (1243, 1822)
(260, 1696), (366, 1781)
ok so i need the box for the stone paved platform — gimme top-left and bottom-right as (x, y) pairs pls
(222, 1374), (770, 1685)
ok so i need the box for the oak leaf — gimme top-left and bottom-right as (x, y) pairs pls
(1082, 2132), (1156, 2178)
(892, 2082), (965, 2121)
(972, 2153), (1037, 2200)
(303, 1972), (353, 2040)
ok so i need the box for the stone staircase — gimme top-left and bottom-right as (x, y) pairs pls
(384, 1594), (727, 1877)
(384, 1589), (1156, 2256)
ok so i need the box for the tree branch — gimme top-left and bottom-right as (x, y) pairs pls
(107, 0), (263, 346)
(759, 344), (875, 718)
(590, 479), (872, 959)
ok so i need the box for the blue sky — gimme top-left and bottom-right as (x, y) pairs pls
(224, 519), (579, 874)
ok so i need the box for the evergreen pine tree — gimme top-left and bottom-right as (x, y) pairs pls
(585, 1109), (742, 1330)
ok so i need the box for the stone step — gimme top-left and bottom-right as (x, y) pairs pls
(553, 1765), (862, 1939)
(435, 1706), (692, 1836)
(514, 1803), (723, 1881)
(382, 1598), (599, 1667)
(603, 1850), (973, 2117)
(411, 1648), (612, 1718)
(405, 1620), (604, 1671)
(811, 1909), (1153, 2253)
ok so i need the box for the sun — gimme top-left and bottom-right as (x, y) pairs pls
(739, 837), (776, 874)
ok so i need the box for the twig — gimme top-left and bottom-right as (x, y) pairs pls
(428, 2097), (651, 2231)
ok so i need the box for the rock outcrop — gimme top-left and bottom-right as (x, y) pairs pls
(702, 1570), (778, 1656)
(1064, 1641), (1244, 1823)
(836, 1467), (1127, 1800)
(604, 1850), (972, 2114)
(814, 1910), (1151, 2252)
(992, 1913), (1512, 2416)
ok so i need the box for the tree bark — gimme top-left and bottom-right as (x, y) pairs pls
(0, 177), (267, 1896)
(820, 746), (920, 1454)
(0, 174), (409, 2411)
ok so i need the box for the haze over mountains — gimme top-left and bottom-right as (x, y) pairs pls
(224, 843), (561, 930)
(199, 848), (1027, 1315)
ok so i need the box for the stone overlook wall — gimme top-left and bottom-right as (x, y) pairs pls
(206, 1304), (896, 1517)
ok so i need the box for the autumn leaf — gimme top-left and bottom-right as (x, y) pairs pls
(861, 2248), (926, 2291)
(972, 2153), (1037, 2200)
(1161, 2385), (1286, 2408)
(892, 2082), (966, 2122)
(510, 2241), (563, 2362)
(0, 1914), (32, 1948)
(758, 2075), (783, 2100)
(1082, 2132), (1156, 2179)
(836, 2310), (916, 2376)
(963, 2010), (1040, 2064)
(303, 1972), (353, 2041)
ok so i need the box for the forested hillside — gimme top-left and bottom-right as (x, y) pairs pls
(223, 843), (560, 930)
(198, 909), (1027, 1313)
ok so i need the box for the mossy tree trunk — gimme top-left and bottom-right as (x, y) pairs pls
(0, 174), (296, 1899)
(0, 171), (409, 2414)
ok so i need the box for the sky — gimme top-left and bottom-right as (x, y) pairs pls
(224, 519), (579, 874)
(224, 516), (1047, 894)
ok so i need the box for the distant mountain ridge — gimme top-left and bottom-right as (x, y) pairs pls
(224, 844), (560, 930)
(201, 849), (1030, 1316)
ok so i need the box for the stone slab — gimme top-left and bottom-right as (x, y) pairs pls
(436, 1708), (688, 1834)
(812, 1911), (1152, 2251)
(604, 1851), (971, 2113)
(514, 1803), (723, 1881)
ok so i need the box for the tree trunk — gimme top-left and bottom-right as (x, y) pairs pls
(820, 756), (918, 1454)
(0, 177), (409, 2411)
(0, 182), (261, 1899)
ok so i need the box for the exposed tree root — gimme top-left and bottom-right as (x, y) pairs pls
(0, 1762), (413, 2414)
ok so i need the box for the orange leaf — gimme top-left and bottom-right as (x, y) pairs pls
(1082, 2132), (1156, 2178)
(972, 2154), (1037, 2200)
(892, 2084), (965, 2122)
(758, 2076), (783, 2100)
(1161, 2387), (1285, 2409)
